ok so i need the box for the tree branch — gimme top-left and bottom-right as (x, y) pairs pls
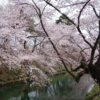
(31, 0), (77, 80)
(76, 0), (93, 48)
(89, 4), (99, 18)
(77, 0), (91, 26)
(89, 15), (100, 65)
(77, 26), (93, 48)
(44, 0), (76, 25)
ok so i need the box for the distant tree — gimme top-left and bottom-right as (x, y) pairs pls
(56, 15), (72, 25)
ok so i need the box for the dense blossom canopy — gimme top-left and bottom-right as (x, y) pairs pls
(0, 0), (100, 85)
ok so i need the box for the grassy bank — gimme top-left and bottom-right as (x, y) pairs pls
(84, 84), (100, 100)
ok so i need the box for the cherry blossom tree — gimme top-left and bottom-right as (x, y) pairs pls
(0, 2), (63, 86)
(10, 0), (100, 85)
(1, 0), (100, 86)
(33, 0), (100, 85)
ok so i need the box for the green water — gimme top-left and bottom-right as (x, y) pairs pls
(0, 74), (94, 100)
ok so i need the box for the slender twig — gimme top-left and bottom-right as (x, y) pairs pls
(89, 4), (99, 18)
(77, 0), (91, 26)
(32, 36), (45, 52)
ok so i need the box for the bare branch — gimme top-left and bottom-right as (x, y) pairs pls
(76, 0), (93, 48)
(65, 2), (87, 7)
(32, 37), (45, 52)
(77, 0), (91, 26)
(71, 65), (82, 71)
(77, 27), (93, 48)
(31, 0), (41, 17)
(40, 18), (76, 79)
(87, 28), (96, 41)
(41, 4), (48, 15)
(71, 37), (90, 55)
(89, 16), (100, 65)
(44, 0), (76, 25)
(89, 4), (99, 18)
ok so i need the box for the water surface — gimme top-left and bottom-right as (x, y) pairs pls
(0, 74), (94, 100)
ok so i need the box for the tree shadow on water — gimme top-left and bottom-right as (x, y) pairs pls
(21, 90), (30, 100)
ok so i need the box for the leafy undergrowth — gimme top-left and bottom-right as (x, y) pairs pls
(84, 84), (100, 100)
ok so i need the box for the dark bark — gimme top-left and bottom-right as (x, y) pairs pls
(75, 71), (86, 82)
(95, 56), (100, 66)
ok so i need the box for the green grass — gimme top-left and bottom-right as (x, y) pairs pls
(84, 84), (100, 100)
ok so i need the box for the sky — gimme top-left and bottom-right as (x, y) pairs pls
(0, 0), (8, 6)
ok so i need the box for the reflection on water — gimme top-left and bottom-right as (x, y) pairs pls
(0, 74), (95, 100)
